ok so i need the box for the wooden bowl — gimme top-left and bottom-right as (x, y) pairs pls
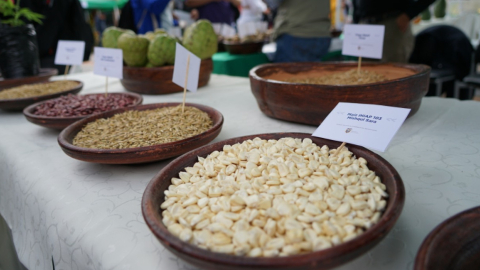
(0, 68), (58, 90)
(415, 206), (480, 270)
(121, 58), (213, 95)
(58, 102), (223, 164)
(23, 92), (143, 130)
(142, 133), (405, 270)
(223, 41), (264, 55)
(0, 80), (83, 111)
(249, 62), (431, 125)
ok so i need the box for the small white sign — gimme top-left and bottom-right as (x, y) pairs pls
(93, 47), (123, 79)
(342, 24), (385, 59)
(212, 23), (223, 35)
(172, 43), (201, 92)
(54, 40), (85, 66)
(312, 103), (411, 152)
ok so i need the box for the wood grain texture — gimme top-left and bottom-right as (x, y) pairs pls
(23, 92), (143, 130)
(121, 58), (213, 95)
(249, 62), (431, 126)
(222, 41), (264, 55)
(142, 133), (405, 270)
(415, 206), (480, 270)
(0, 80), (83, 111)
(0, 68), (58, 90)
(57, 102), (224, 164)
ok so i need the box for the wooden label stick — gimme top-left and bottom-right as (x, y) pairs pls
(105, 76), (109, 97)
(181, 54), (191, 114)
(357, 56), (362, 75)
(64, 65), (70, 80)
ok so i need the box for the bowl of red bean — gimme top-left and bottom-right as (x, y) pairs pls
(23, 92), (143, 130)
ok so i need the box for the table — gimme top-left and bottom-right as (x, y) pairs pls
(1, 72), (480, 270)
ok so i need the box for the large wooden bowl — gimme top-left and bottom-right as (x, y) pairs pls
(0, 80), (83, 111)
(0, 68), (58, 90)
(121, 58), (213, 95)
(250, 62), (431, 126)
(415, 206), (480, 270)
(58, 102), (223, 164)
(142, 133), (405, 270)
(223, 41), (264, 55)
(23, 92), (143, 130)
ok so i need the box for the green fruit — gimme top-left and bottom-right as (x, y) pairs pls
(421, 9), (431, 21)
(183, 19), (217, 59)
(154, 28), (167, 35)
(434, 0), (446, 18)
(145, 62), (155, 68)
(102, 27), (135, 48)
(117, 33), (150, 67)
(148, 35), (176, 66)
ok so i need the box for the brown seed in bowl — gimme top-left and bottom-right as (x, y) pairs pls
(0, 81), (79, 100)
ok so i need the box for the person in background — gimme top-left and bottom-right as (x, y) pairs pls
(352, 0), (435, 63)
(273, 0), (331, 63)
(185, 0), (240, 25)
(19, 0), (94, 74)
(130, 0), (172, 34)
(236, 0), (269, 25)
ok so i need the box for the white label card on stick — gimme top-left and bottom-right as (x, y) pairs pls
(172, 43), (201, 92)
(54, 40), (85, 66)
(342, 24), (385, 59)
(312, 103), (410, 152)
(93, 47), (123, 79)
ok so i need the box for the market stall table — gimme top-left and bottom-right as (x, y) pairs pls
(1, 72), (480, 270)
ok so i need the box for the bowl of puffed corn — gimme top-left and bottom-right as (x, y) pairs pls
(142, 133), (405, 270)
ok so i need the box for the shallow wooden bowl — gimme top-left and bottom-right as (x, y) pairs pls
(58, 102), (223, 164)
(249, 62), (431, 125)
(0, 68), (58, 90)
(0, 80), (83, 111)
(415, 206), (480, 270)
(142, 133), (405, 270)
(23, 92), (143, 130)
(223, 41), (264, 55)
(121, 58), (213, 95)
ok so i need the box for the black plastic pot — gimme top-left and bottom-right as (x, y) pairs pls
(0, 24), (40, 79)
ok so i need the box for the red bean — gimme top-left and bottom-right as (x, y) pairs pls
(33, 94), (137, 117)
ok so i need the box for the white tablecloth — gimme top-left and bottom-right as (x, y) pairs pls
(1, 73), (480, 270)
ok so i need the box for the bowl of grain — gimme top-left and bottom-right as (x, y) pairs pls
(249, 62), (431, 126)
(415, 206), (480, 270)
(0, 68), (58, 91)
(142, 133), (405, 270)
(58, 102), (223, 164)
(0, 80), (83, 111)
(23, 92), (143, 130)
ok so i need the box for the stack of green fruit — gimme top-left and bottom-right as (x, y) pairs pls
(101, 20), (218, 68)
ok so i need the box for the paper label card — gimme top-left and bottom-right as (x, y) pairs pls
(93, 47), (123, 79)
(312, 103), (411, 152)
(342, 24), (385, 59)
(54, 40), (85, 66)
(172, 43), (201, 92)
(221, 24), (236, 38)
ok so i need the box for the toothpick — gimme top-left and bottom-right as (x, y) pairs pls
(357, 56), (362, 75)
(64, 65), (70, 80)
(105, 76), (109, 97)
(182, 54), (191, 114)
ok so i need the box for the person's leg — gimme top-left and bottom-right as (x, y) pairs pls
(381, 17), (414, 63)
(274, 34), (331, 63)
